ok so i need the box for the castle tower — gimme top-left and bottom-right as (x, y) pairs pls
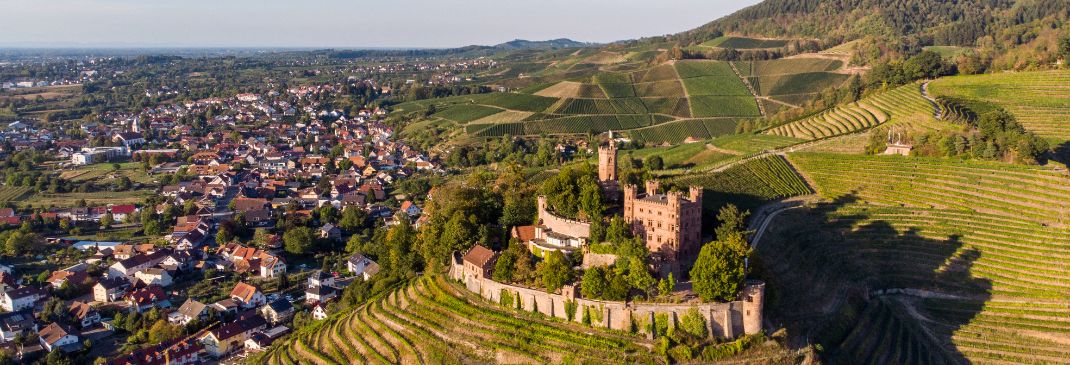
(741, 281), (765, 335)
(598, 139), (617, 182)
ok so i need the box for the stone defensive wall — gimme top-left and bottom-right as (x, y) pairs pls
(450, 254), (764, 339)
(537, 196), (591, 239)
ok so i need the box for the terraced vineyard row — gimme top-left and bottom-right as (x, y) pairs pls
(928, 70), (1070, 142)
(788, 153), (1070, 225)
(263, 275), (660, 365)
(764, 82), (933, 140)
(764, 102), (886, 139)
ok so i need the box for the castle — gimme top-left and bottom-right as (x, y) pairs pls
(605, 140), (704, 263)
(623, 181), (703, 262)
(520, 139), (705, 265)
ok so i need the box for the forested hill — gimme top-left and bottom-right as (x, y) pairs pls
(672, 0), (1069, 66)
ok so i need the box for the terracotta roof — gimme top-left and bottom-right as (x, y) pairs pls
(512, 225), (536, 242)
(462, 245), (497, 268)
(68, 301), (95, 320)
(39, 322), (75, 345)
(230, 282), (260, 303)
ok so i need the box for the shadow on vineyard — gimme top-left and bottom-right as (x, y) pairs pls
(751, 195), (990, 365)
(1051, 141), (1070, 166)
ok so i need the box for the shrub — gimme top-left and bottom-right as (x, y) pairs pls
(668, 345), (694, 362)
(500, 289), (514, 308)
(564, 300), (578, 321)
(680, 308), (708, 338)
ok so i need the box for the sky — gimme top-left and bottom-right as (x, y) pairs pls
(0, 0), (758, 48)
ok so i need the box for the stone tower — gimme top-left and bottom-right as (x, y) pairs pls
(598, 139), (617, 182)
(741, 281), (765, 335)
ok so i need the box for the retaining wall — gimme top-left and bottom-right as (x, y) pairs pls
(450, 255), (763, 339)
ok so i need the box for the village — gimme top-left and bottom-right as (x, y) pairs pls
(0, 83), (443, 364)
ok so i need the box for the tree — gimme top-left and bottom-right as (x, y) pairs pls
(715, 204), (749, 242)
(339, 205), (366, 232)
(902, 50), (950, 80)
(645, 155), (664, 170)
(658, 272), (675, 297)
(318, 204), (340, 225)
(625, 257), (655, 296)
(580, 266), (607, 299)
(492, 247), (518, 282)
(690, 232), (751, 302)
(1059, 34), (1070, 62)
(99, 212), (114, 229)
(537, 250), (573, 293)
(283, 226), (315, 255)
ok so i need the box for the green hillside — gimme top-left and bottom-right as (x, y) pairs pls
(763, 82), (937, 140)
(396, 56), (855, 144)
(928, 70), (1070, 143)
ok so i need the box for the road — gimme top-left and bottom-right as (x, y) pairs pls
(746, 195), (816, 249)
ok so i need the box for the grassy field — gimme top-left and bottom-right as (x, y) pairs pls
(433, 104), (504, 123)
(709, 134), (803, 154)
(58, 162), (157, 185)
(28, 190), (152, 208)
(928, 70), (1070, 142)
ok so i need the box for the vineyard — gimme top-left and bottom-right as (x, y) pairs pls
(709, 134), (802, 154)
(700, 36), (790, 49)
(928, 70), (1070, 142)
(0, 186), (30, 203)
(433, 104), (504, 123)
(394, 55), (857, 142)
(764, 82), (934, 140)
(671, 155), (811, 212)
(787, 152), (1070, 226)
(758, 202), (1070, 364)
(628, 118), (739, 144)
(262, 275), (659, 365)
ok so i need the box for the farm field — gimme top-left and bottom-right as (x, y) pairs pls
(928, 70), (1070, 142)
(397, 55), (864, 142)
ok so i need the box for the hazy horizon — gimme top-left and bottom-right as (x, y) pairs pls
(0, 0), (758, 48)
